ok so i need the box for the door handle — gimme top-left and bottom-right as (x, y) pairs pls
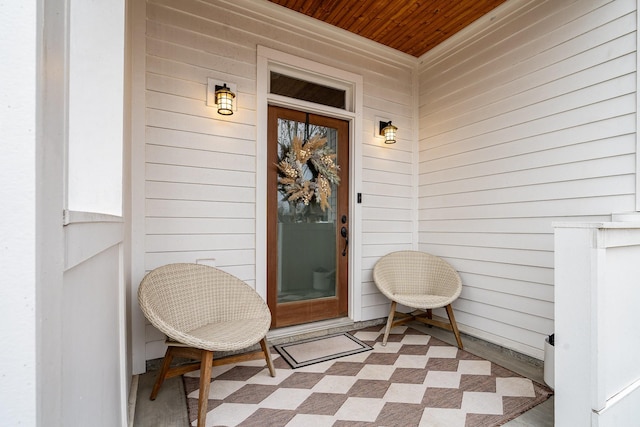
(340, 226), (348, 256)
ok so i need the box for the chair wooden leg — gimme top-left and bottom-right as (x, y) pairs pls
(197, 350), (214, 427)
(382, 301), (397, 346)
(150, 346), (175, 400)
(425, 309), (433, 327)
(260, 337), (276, 377)
(445, 304), (463, 349)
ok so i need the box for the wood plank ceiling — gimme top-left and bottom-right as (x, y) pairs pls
(267, 0), (509, 57)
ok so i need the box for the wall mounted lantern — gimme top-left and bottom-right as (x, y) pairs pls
(379, 121), (397, 144)
(214, 83), (235, 115)
(207, 78), (237, 115)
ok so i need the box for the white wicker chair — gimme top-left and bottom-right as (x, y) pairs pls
(373, 251), (463, 348)
(138, 263), (275, 427)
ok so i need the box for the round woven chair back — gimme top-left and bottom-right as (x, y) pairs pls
(373, 250), (462, 298)
(138, 263), (271, 349)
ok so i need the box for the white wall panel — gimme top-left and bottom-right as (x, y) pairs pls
(62, 241), (125, 426)
(1, 3), (37, 423)
(67, 0), (124, 216)
(418, 0), (637, 359)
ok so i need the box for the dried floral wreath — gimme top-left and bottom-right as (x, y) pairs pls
(276, 134), (340, 212)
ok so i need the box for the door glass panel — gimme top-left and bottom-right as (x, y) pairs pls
(276, 118), (339, 303)
(270, 72), (346, 109)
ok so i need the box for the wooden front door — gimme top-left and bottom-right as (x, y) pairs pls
(267, 105), (350, 328)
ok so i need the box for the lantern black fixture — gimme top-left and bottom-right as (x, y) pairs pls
(214, 83), (235, 115)
(379, 121), (397, 144)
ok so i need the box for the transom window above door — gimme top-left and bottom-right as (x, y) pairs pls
(266, 61), (355, 112)
(270, 72), (346, 109)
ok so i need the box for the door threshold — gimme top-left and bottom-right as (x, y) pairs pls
(267, 317), (355, 344)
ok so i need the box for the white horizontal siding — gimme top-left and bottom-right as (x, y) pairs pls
(142, 0), (415, 357)
(146, 164), (254, 187)
(420, 215), (613, 234)
(145, 217), (255, 234)
(146, 182), (255, 203)
(418, 0), (637, 359)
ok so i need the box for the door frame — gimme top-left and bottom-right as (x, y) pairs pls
(256, 46), (364, 323)
(267, 106), (350, 327)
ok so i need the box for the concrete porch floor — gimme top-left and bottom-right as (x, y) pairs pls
(132, 322), (553, 426)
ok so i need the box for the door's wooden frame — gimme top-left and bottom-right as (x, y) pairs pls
(267, 105), (350, 328)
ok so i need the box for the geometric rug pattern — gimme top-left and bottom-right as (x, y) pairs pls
(183, 324), (553, 427)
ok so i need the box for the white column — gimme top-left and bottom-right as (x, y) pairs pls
(555, 222), (640, 426)
(0, 2), (37, 425)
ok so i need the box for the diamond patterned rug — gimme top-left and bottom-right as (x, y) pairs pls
(183, 325), (553, 427)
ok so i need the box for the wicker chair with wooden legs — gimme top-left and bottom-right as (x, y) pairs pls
(373, 251), (464, 349)
(138, 263), (275, 427)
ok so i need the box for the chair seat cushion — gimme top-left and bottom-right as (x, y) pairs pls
(392, 293), (454, 309)
(185, 317), (271, 352)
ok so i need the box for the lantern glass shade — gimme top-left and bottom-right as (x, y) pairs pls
(215, 84), (235, 115)
(380, 121), (397, 144)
